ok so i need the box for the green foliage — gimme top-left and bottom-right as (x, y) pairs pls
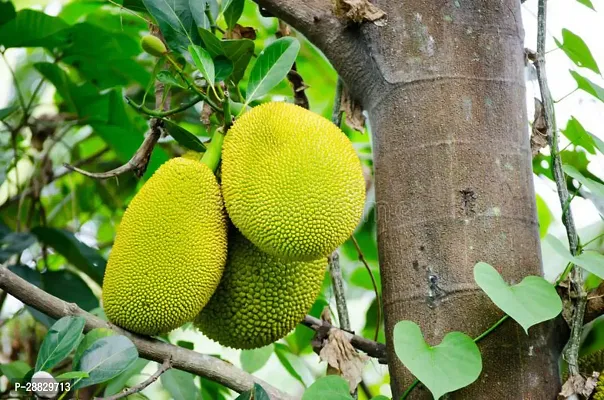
(35, 316), (86, 371)
(555, 29), (600, 74)
(161, 369), (198, 400)
(235, 383), (270, 400)
(302, 376), (353, 400)
(240, 344), (274, 373)
(473, 262), (562, 333)
(393, 321), (482, 400)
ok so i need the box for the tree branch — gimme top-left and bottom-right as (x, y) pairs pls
(302, 315), (386, 362)
(534, 0), (582, 377)
(0, 267), (294, 400)
(97, 357), (172, 400)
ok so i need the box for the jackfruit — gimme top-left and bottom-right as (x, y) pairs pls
(594, 373), (604, 400)
(195, 231), (326, 349)
(102, 157), (227, 335)
(222, 102), (365, 261)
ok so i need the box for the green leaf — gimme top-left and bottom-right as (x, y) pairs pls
(536, 194), (553, 238)
(32, 227), (106, 285)
(199, 28), (223, 57)
(0, 361), (31, 382)
(214, 56), (234, 82)
(0, 104), (18, 120)
(104, 358), (149, 396)
(42, 270), (99, 311)
(200, 377), (230, 400)
(0, 231), (36, 263)
(73, 328), (116, 369)
(473, 262), (562, 333)
(157, 70), (187, 89)
(563, 164), (604, 199)
(548, 236), (604, 280)
(176, 340), (194, 350)
(302, 376), (353, 400)
(246, 37), (300, 103)
(393, 321), (482, 400)
(240, 344), (274, 373)
(223, 0), (244, 30)
(141, 0), (201, 52)
(562, 117), (597, 155)
(221, 39), (254, 84)
(0, 1), (16, 25)
(189, 44), (215, 87)
(73, 335), (138, 389)
(0, 10), (69, 48)
(273, 343), (305, 386)
(371, 396), (390, 400)
(579, 316), (604, 358)
(577, 0), (595, 10)
(235, 383), (270, 400)
(190, 0), (210, 30)
(35, 316), (86, 371)
(570, 70), (604, 102)
(161, 368), (197, 400)
(163, 119), (206, 152)
(554, 29), (600, 74)
(55, 371), (90, 381)
(7, 264), (54, 326)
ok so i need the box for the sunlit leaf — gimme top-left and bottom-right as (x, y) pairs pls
(274, 343), (305, 386)
(562, 116), (597, 155)
(189, 44), (215, 87)
(302, 376), (352, 400)
(73, 328), (116, 368)
(474, 262), (562, 333)
(223, 0), (244, 30)
(554, 29), (600, 74)
(570, 70), (604, 103)
(189, 0), (209, 30)
(161, 369), (197, 400)
(394, 321), (482, 400)
(246, 37), (300, 103)
(240, 345), (273, 373)
(141, 0), (201, 52)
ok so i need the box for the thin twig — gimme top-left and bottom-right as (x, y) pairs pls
(351, 235), (381, 342)
(0, 267), (293, 400)
(96, 358), (172, 400)
(534, 0), (582, 377)
(125, 95), (203, 117)
(329, 251), (351, 330)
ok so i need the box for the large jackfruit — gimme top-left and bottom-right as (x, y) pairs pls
(102, 157), (227, 335)
(195, 231), (326, 349)
(222, 102), (365, 261)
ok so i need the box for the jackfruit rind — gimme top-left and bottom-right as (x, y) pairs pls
(102, 157), (227, 335)
(222, 102), (365, 261)
(195, 232), (326, 349)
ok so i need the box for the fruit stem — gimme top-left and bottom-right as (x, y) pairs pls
(201, 128), (225, 172)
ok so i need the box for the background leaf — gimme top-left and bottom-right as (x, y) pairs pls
(301, 376), (353, 400)
(555, 29), (600, 74)
(142, 0), (201, 52)
(240, 344), (273, 373)
(223, 0), (244, 30)
(163, 119), (207, 152)
(161, 368), (197, 400)
(0, 10), (68, 48)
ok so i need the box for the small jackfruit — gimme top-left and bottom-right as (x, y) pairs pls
(102, 157), (227, 335)
(594, 373), (604, 400)
(222, 102), (365, 261)
(141, 35), (167, 57)
(195, 231), (326, 349)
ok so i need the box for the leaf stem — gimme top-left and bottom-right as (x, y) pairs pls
(201, 128), (225, 172)
(125, 95), (203, 117)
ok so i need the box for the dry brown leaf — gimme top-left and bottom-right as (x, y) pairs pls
(225, 24), (256, 40)
(335, 0), (386, 25)
(531, 98), (548, 158)
(341, 86), (366, 132)
(200, 102), (213, 129)
(319, 328), (368, 392)
(559, 373), (598, 398)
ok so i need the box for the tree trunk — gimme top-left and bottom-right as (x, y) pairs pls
(259, 0), (565, 398)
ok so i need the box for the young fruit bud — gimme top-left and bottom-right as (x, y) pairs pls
(141, 35), (167, 57)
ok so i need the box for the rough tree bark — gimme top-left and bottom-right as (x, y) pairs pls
(258, 0), (565, 398)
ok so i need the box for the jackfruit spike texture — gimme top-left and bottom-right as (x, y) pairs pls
(195, 231), (326, 349)
(222, 102), (365, 261)
(102, 157), (227, 335)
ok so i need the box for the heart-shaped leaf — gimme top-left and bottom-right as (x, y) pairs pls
(474, 262), (562, 333)
(393, 321), (482, 399)
(554, 29), (600, 74)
